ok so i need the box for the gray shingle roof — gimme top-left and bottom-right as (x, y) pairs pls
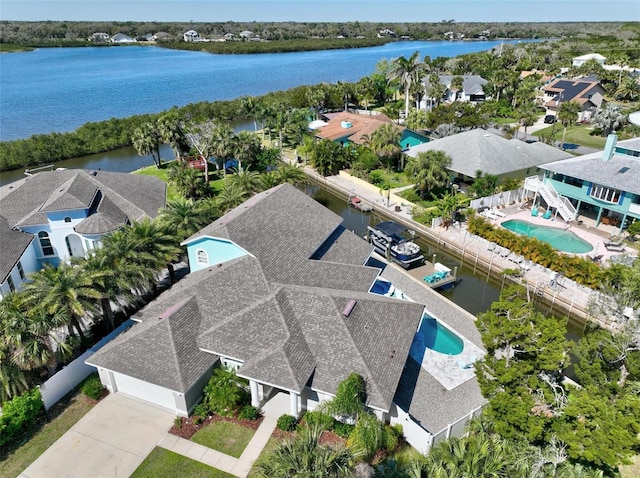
(540, 137), (640, 195)
(0, 170), (166, 232)
(406, 129), (571, 178)
(97, 184), (427, 411)
(87, 296), (217, 392)
(74, 195), (129, 234)
(394, 357), (486, 433)
(0, 216), (34, 284)
(428, 75), (488, 95)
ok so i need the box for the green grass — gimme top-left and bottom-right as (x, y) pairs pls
(0, 392), (95, 477)
(532, 124), (607, 149)
(130, 447), (234, 478)
(190, 421), (256, 458)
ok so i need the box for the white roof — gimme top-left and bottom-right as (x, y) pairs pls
(573, 53), (606, 61)
(308, 120), (328, 130)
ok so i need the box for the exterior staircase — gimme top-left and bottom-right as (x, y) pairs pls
(524, 176), (577, 222)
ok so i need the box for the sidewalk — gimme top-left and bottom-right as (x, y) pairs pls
(158, 392), (289, 477)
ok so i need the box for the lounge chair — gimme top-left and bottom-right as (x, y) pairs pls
(588, 254), (603, 263)
(605, 243), (625, 252)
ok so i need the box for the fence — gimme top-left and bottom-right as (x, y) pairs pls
(469, 187), (530, 210)
(39, 320), (134, 410)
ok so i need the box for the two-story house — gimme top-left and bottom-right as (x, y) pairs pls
(527, 134), (640, 232)
(543, 76), (606, 121)
(0, 169), (166, 298)
(422, 75), (489, 105)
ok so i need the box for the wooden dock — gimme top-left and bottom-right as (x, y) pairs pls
(406, 262), (458, 289)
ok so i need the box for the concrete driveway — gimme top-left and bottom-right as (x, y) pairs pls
(19, 393), (174, 478)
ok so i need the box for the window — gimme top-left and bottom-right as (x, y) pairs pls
(7, 276), (15, 292)
(589, 184), (622, 204)
(38, 231), (54, 256)
(196, 249), (208, 266)
(85, 239), (93, 250)
(17, 261), (25, 280)
(64, 217), (72, 223)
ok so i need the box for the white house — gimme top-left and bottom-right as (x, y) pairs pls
(110, 33), (136, 43)
(89, 32), (110, 42)
(0, 169), (166, 297)
(423, 75), (489, 104)
(87, 184), (486, 452)
(183, 30), (200, 42)
(572, 53), (607, 67)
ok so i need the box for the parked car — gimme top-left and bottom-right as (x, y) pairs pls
(544, 114), (557, 124)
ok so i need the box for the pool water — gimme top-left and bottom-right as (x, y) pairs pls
(501, 219), (593, 254)
(410, 315), (464, 363)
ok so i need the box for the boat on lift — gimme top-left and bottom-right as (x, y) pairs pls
(367, 221), (424, 269)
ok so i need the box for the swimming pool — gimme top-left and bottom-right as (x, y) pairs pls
(501, 219), (593, 254)
(410, 315), (464, 363)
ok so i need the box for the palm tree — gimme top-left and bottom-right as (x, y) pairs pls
(228, 168), (262, 195)
(449, 75), (465, 102)
(209, 122), (236, 177)
(22, 263), (102, 342)
(0, 341), (32, 402)
(557, 101), (581, 149)
(240, 96), (262, 132)
(126, 219), (181, 285)
(157, 112), (187, 159)
(277, 164), (308, 185)
(217, 182), (249, 213)
(517, 103), (538, 140)
(389, 51), (424, 120)
(259, 171), (282, 191)
(615, 76), (640, 102)
(159, 197), (218, 242)
(254, 425), (354, 478)
(309, 139), (348, 176)
(426, 73), (446, 109)
(363, 123), (402, 171)
(132, 121), (162, 168)
(233, 130), (261, 171)
(405, 151), (452, 198)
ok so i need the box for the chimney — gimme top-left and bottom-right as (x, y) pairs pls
(602, 134), (617, 161)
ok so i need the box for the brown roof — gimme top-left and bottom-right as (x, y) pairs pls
(315, 112), (403, 145)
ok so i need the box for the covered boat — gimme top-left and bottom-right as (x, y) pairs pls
(367, 221), (424, 269)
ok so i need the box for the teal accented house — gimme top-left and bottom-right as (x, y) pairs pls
(182, 236), (250, 272)
(535, 134), (640, 231)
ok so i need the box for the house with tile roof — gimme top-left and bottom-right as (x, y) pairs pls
(315, 111), (429, 150)
(530, 134), (640, 232)
(87, 183), (486, 453)
(422, 75), (489, 105)
(405, 128), (571, 185)
(543, 76), (606, 121)
(0, 169), (166, 297)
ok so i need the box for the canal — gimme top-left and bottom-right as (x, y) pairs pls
(299, 183), (584, 341)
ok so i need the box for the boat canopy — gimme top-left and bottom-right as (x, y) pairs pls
(373, 221), (416, 244)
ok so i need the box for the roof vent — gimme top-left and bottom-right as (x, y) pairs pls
(342, 299), (357, 317)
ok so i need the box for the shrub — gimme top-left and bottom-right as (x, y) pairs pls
(369, 170), (385, 186)
(239, 405), (261, 421)
(332, 420), (355, 439)
(347, 413), (400, 461)
(81, 373), (104, 400)
(174, 416), (183, 429)
(192, 403), (210, 419)
(203, 367), (246, 417)
(301, 410), (334, 430)
(277, 414), (298, 431)
(0, 388), (44, 447)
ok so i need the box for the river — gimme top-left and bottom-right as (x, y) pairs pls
(0, 40), (532, 141)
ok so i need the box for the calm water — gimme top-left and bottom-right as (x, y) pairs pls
(502, 219), (593, 254)
(1, 40), (528, 141)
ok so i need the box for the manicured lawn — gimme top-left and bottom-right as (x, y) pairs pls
(532, 124), (607, 149)
(133, 163), (226, 201)
(191, 421), (256, 458)
(130, 447), (234, 478)
(367, 169), (413, 189)
(0, 392), (95, 478)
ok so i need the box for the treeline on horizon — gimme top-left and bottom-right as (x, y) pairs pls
(0, 19), (636, 45)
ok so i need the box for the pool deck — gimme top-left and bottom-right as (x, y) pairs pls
(307, 168), (638, 328)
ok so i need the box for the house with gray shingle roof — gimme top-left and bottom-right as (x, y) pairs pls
(423, 75), (489, 104)
(86, 183), (486, 453)
(535, 134), (640, 233)
(405, 128), (571, 184)
(0, 169), (166, 296)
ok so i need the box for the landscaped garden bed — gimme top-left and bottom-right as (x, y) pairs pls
(170, 412), (263, 441)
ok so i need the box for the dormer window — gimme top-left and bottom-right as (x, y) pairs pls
(64, 217), (72, 223)
(196, 249), (209, 266)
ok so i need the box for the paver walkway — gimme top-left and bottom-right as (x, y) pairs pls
(158, 392), (289, 477)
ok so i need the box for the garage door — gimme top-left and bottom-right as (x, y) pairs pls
(112, 372), (177, 412)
